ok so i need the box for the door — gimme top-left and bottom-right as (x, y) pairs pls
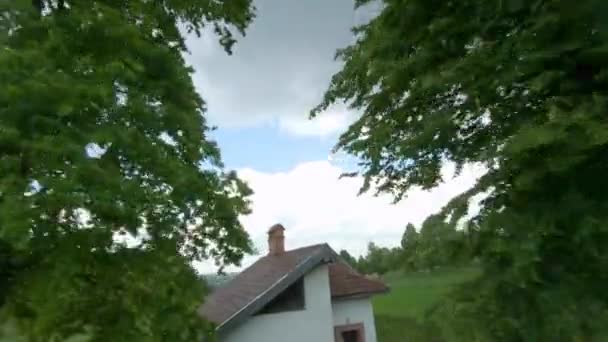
(334, 323), (365, 342)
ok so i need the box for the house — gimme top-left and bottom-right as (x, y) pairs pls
(200, 224), (389, 342)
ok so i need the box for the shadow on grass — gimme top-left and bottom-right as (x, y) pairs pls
(375, 314), (445, 342)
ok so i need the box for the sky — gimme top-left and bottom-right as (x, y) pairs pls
(185, 0), (483, 273)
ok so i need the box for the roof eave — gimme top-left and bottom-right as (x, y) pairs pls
(331, 286), (391, 301)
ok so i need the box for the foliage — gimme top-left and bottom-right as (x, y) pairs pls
(400, 223), (417, 251)
(338, 249), (358, 268)
(400, 223), (418, 270)
(0, 0), (255, 340)
(315, 0), (608, 340)
(353, 242), (401, 275)
(352, 218), (473, 275)
(412, 215), (473, 271)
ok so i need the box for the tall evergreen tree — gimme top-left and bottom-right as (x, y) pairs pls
(400, 223), (418, 251)
(1, 0), (254, 340)
(314, 0), (608, 339)
(400, 223), (418, 270)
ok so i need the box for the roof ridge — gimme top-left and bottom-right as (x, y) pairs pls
(284, 242), (329, 253)
(207, 244), (330, 293)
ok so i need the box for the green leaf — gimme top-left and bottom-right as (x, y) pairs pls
(1, 0), (255, 340)
(57, 103), (73, 117)
(314, 0), (608, 339)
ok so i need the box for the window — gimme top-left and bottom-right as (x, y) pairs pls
(341, 330), (359, 342)
(255, 278), (305, 315)
(334, 323), (365, 342)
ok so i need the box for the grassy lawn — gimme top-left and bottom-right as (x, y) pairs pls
(372, 267), (480, 342)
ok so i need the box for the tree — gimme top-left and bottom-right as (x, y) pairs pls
(366, 242), (388, 274)
(400, 223), (419, 270)
(339, 249), (358, 269)
(356, 254), (370, 274)
(314, 0), (608, 340)
(1, 0), (255, 340)
(356, 242), (401, 275)
(400, 223), (417, 250)
(416, 214), (468, 270)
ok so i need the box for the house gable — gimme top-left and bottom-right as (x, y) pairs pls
(332, 297), (378, 342)
(255, 277), (305, 315)
(219, 263), (335, 342)
(200, 243), (337, 333)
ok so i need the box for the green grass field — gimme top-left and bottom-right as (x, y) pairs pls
(372, 267), (480, 342)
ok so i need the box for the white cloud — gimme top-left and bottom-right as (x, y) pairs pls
(184, 0), (361, 137)
(197, 160), (485, 273)
(278, 105), (358, 138)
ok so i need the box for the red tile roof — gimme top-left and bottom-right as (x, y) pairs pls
(199, 244), (329, 326)
(199, 244), (388, 331)
(328, 262), (389, 299)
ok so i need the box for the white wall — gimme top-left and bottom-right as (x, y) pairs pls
(332, 298), (378, 342)
(220, 264), (334, 342)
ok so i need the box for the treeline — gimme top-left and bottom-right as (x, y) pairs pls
(340, 214), (476, 275)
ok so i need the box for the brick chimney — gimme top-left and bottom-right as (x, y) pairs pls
(268, 224), (285, 255)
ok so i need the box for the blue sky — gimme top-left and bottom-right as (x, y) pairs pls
(187, 0), (365, 172)
(185, 0), (483, 272)
(211, 125), (335, 173)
